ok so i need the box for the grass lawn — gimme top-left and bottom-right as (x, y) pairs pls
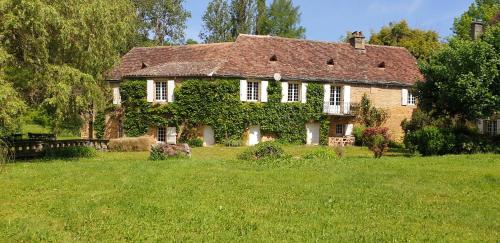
(0, 146), (499, 242)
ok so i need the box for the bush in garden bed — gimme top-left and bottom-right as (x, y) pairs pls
(238, 141), (286, 161)
(44, 146), (97, 159)
(362, 127), (391, 158)
(108, 136), (156, 152)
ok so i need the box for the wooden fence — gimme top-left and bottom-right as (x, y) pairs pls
(5, 139), (109, 160)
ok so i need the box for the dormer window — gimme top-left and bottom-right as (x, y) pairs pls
(270, 54), (278, 62)
(327, 58), (335, 66)
(378, 62), (386, 68)
(141, 62), (148, 69)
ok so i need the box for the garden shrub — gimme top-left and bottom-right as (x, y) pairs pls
(108, 136), (156, 152)
(303, 147), (337, 160)
(44, 146), (97, 159)
(238, 141), (286, 161)
(149, 143), (191, 160)
(187, 138), (203, 147)
(362, 127), (391, 158)
(353, 125), (366, 146)
(405, 126), (455, 156)
(223, 138), (242, 147)
(357, 94), (389, 127)
(149, 145), (167, 161)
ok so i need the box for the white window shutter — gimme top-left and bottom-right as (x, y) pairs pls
(147, 80), (154, 102)
(112, 86), (121, 105)
(497, 120), (500, 135)
(166, 127), (177, 144)
(281, 81), (288, 103)
(167, 80), (175, 102)
(345, 124), (354, 136)
(323, 84), (331, 113)
(240, 80), (247, 102)
(261, 81), (268, 102)
(323, 84), (331, 103)
(301, 83), (308, 103)
(343, 85), (351, 114)
(477, 119), (484, 134)
(401, 89), (408, 106)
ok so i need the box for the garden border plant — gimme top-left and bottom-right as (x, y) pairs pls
(119, 79), (330, 145)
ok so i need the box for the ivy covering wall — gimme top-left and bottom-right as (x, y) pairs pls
(119, 79), (330, 145)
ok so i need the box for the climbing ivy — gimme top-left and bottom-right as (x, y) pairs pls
(119, 79), (329, 145)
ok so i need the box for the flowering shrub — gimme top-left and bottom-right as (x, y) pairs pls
(362, 127), (391, 158)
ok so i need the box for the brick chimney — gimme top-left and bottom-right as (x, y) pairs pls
(471, 19), (484, 41)
(349, 31), (365, 50)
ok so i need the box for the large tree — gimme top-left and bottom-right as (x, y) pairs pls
(417, 24), (500, 120)
(0, 48), (26, 136)
(133, 0), (191, 45)
(263, 0), (305, 38)
(369, 20), (441, 61)
(199, 0), (233, 43)
(0, 0), (137, 133)
(230, 0), (257, 38)
(201, 0), (306, 43)
(453, 0), (500, 40)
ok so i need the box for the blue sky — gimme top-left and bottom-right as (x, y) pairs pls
(184, 0), (475, 42)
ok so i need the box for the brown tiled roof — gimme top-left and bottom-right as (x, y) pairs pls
(108, 34), (423, 86)
(108, 42), (233, 80)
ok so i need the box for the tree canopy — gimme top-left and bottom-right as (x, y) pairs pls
(0, 0), (137, 133)
(453, 0), (500, 40)
(262, 0), (305, 38)
(200, 0), (305, 43)
(133, 0), (191, 45)
(369, 20), (441, 60)
(417, 24), (500, 120)
(199, 0), (233, 43)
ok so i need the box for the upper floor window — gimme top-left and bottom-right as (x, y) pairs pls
(288, 83), (300, 102)
(408, 92), (416, 105)
(486, 120), (498, 136)
(155, 81), (167, 101)
(330, 86), (341, 106)
(247, 81), (260, 101)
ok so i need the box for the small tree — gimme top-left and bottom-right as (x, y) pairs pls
(362, 127), (391, 158)
(358, 94), (389, 128)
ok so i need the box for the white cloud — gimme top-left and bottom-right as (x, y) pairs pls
(368, 0), (424, 14)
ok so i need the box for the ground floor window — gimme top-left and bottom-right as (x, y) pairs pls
(118, 120), (124, 138)
(157, 127), (166, 142)
(486, 120), (497, 136)
(336, 124), (344, 136)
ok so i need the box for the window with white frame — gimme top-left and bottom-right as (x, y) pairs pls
(330, 86), (341, 105)
(157, 127), (166, 142)
(407, 92), (416, 105)
(486, 120), (497, 136)
(336, 124), (344, 136)
(247, 81), (259, 101)
(155, 81), (167, 101)
(288, 83), (300, 102)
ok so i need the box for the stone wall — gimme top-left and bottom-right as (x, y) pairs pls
(350, 84), (416, 140)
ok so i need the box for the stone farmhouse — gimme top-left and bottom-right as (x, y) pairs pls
(99, 32), (424, 146)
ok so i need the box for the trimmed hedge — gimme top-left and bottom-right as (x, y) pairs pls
(44, 146), (97, 159)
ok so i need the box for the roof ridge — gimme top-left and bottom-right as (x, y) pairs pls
(237, 34), (409, 50)
(132, 42), (234, 50)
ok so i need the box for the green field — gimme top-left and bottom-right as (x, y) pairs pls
(0, 146), (499, 242)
